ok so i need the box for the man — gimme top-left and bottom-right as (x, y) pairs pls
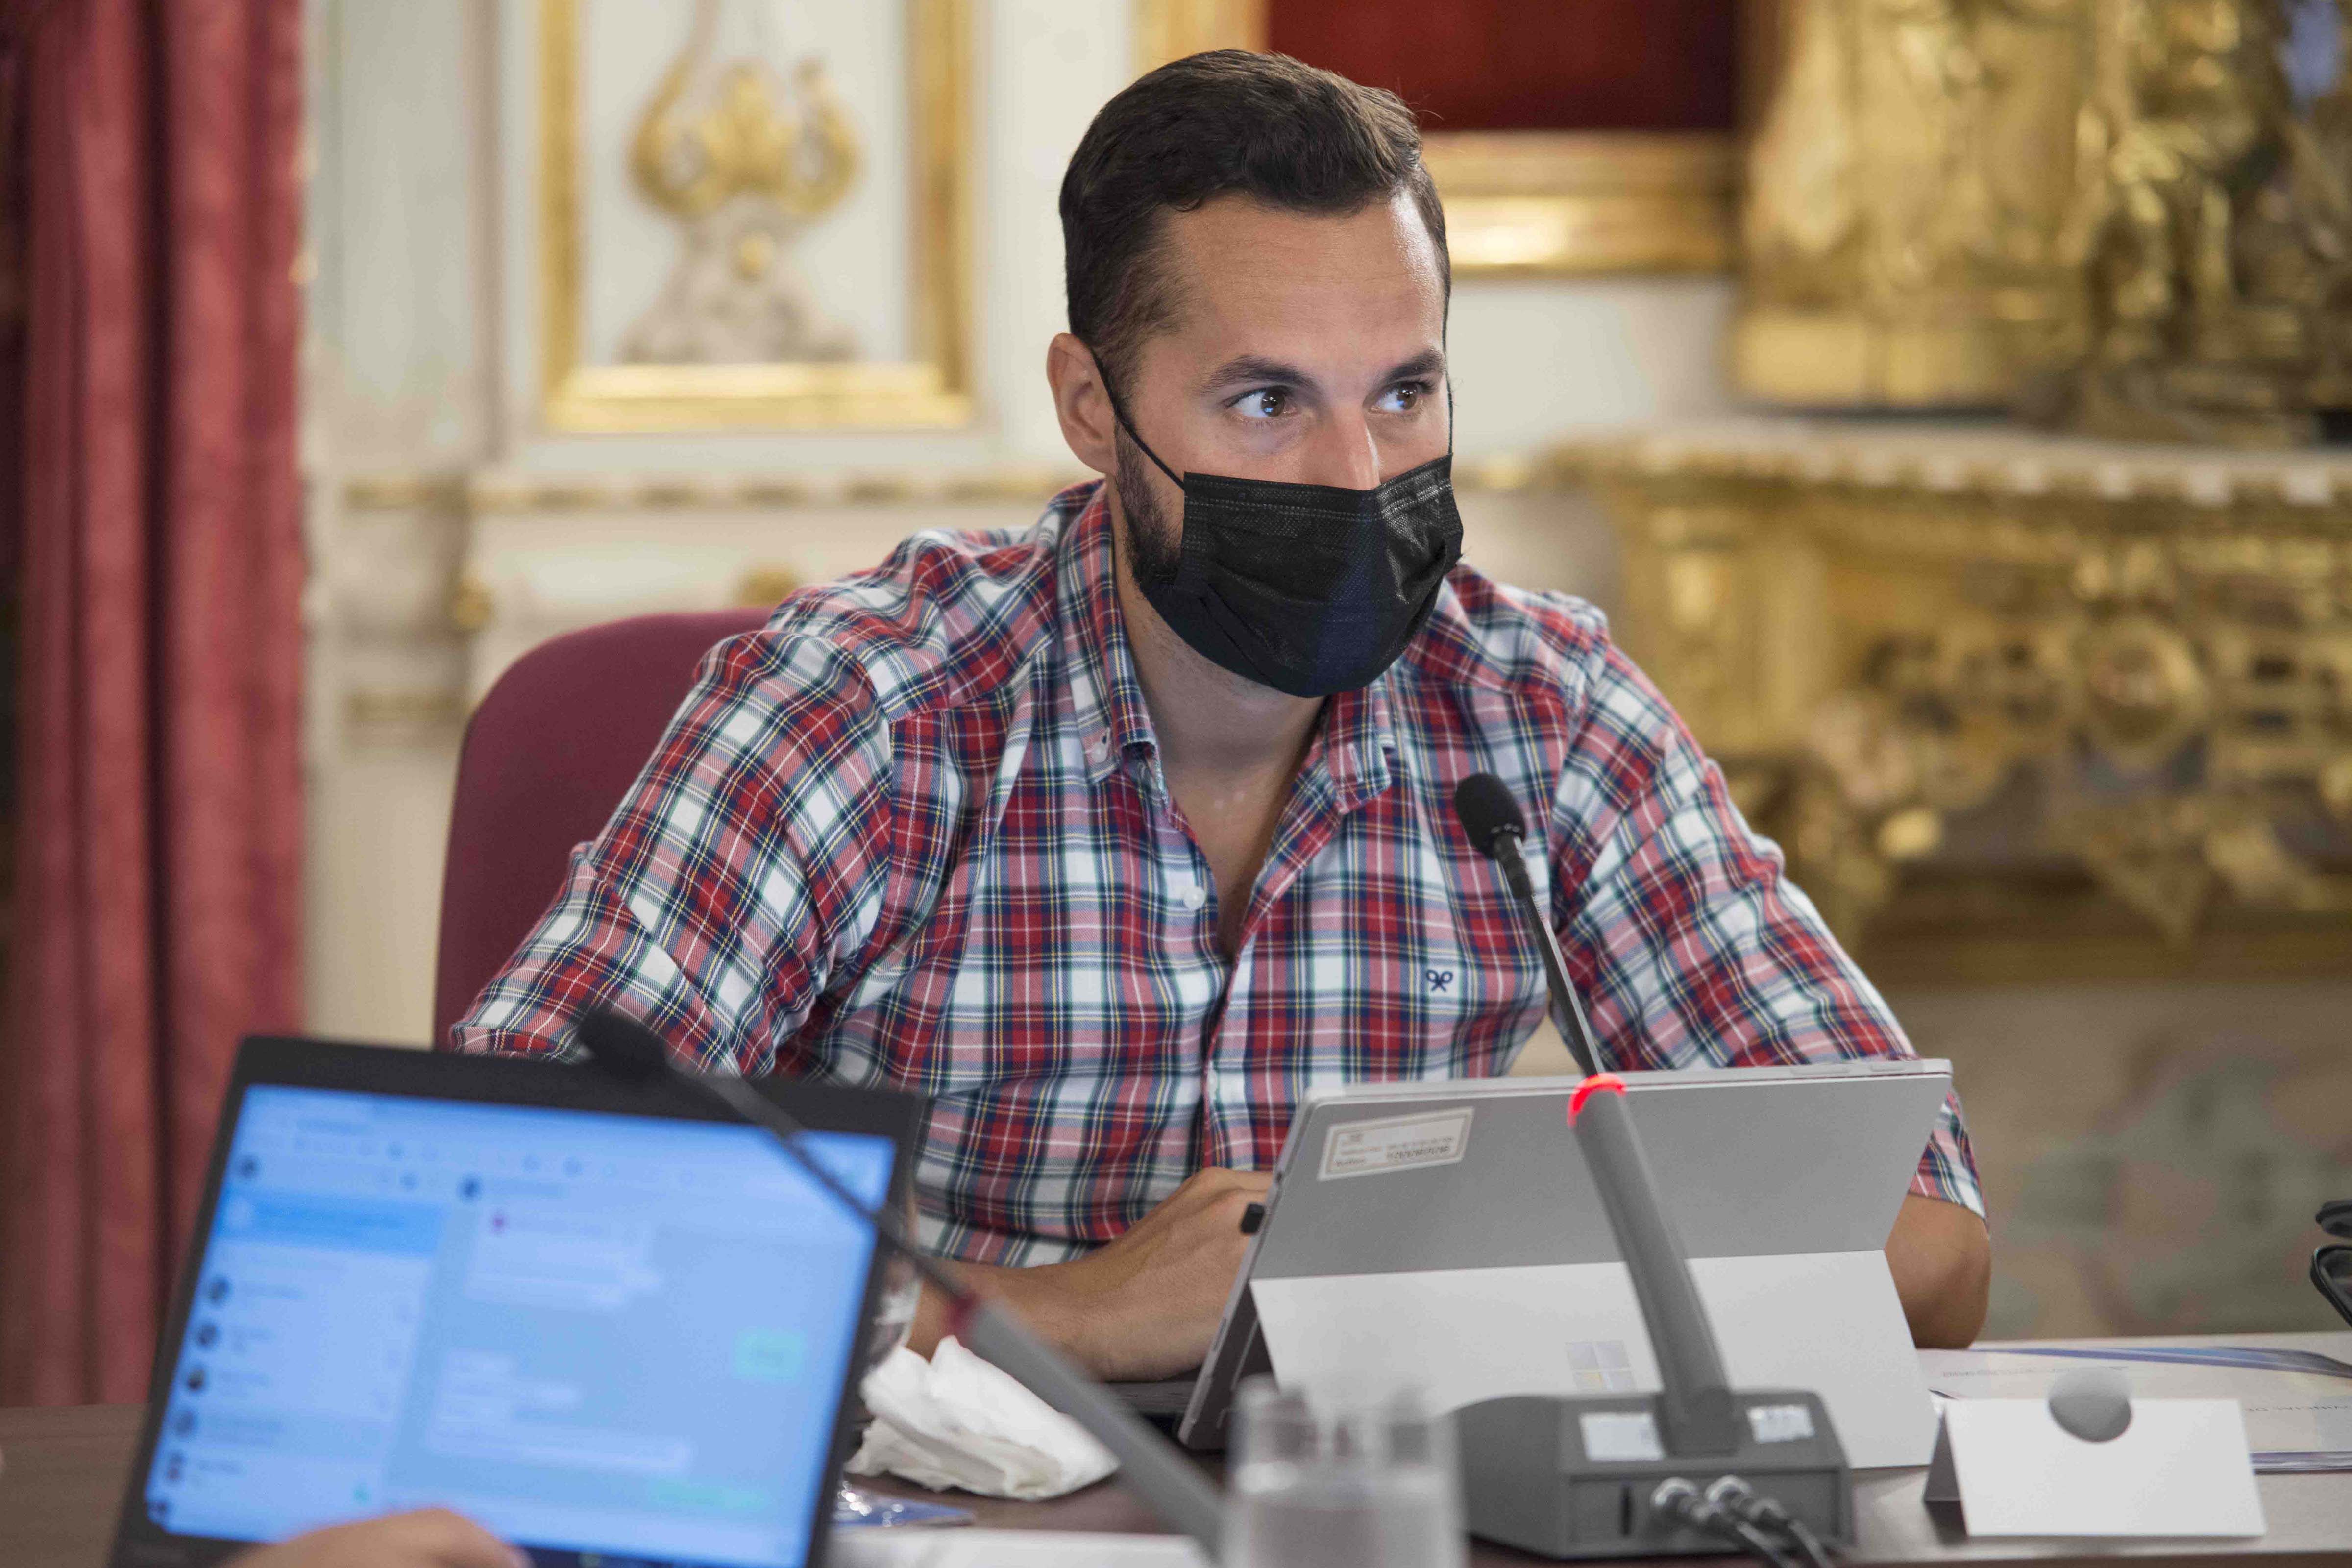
(455, 51), (1990, 1375)
(227, 1511), (521, 1568)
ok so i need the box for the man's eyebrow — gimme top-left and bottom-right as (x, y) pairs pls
(1383, 349), (1446, 383)
(1197, 349), (1447, 395)
(1199, 354), (1313, 392)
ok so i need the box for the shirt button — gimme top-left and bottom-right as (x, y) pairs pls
(1087, 732), (1111, 762)
(1181, 881), (1206, 910)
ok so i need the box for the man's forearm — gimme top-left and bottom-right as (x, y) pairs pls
(1886, 1191), (1991, 1348)
(901, 1169), (1269, 1381)
(910, 1262), (1086, 1364)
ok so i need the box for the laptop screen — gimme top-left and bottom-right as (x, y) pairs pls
(142, 1084), (896, 1568)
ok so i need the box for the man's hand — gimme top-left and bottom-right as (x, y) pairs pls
(228, 1509), (525, 1568)
(912, 1167), (1271, 1382)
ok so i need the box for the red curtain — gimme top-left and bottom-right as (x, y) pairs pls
(0, 0), (305, 1407)
(1269, 0), (1740, 133)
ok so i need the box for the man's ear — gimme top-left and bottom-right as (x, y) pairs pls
(1047, 333), (1117, 478)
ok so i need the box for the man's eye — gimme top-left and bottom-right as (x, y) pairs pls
(1235, 389), (1291, 420)
(1378, 381), (1428, 413)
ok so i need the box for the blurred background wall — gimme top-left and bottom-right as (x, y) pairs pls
(297, 0), (2351, 1344)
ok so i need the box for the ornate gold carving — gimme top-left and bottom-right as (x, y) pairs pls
(538, 0), (973, 429)
(1133, 0), (1268, 66)
(1738, 0), (2352, 436)
(1421, 133), (1736, 277)
(2078, 614), (2211, 766)
(1129, 0), (1736, 277)
(447, 573), (495, 634)
(339, 473), (467, 513)
(339, 451), (1579, 519)
(348, 467), (1088, 517)
(631, 29), (860, 221)
(735, 565), (804, 607)
(1737, 0), (2102, 405)
(343, 690), (468, 732)
(1586, 421), (2352, 964)
(621, 1), (863, 364)
(2055, 0), (2352, 443)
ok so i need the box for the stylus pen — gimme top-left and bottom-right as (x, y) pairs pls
(572, 1009), (1229, 1558)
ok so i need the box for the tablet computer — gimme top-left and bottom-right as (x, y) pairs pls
(109, 1036), (923, 1568)
(1177, 1060), (1954, 1468)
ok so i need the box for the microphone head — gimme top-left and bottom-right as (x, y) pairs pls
(572, 1008), (673, 1085)
(1453, 772), (1527, 860)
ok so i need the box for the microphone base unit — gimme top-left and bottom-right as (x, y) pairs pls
(1457, 1390), (1852, 1560)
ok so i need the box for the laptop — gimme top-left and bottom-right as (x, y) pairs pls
(109, 1036), (924, 1568)
(1172, 1060), (1955, 1467)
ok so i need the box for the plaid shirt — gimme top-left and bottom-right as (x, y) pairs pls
(453, 483), (1981, 1263)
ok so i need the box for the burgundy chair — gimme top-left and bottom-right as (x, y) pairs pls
(432, 609), (768, 1046)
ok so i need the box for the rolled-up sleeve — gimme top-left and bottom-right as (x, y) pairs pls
(1546, 631), (1984, 1218)
(449, 632), (895, 1077)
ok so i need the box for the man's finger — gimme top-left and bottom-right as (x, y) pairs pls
(1211, 1174), (1271, 1208)
(1187, 1168), (1269, 1199)
(389, 1508), (528, 1568)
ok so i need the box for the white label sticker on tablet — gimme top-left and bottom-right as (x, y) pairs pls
(1318, 1108), (1473, 1179)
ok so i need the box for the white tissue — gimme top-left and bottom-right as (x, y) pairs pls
(831, 1529), (1209, 1568)
(846, 1336), (1118, 1500)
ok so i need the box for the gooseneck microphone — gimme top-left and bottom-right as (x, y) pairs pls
(1568, 1076), (1741, 1456)
(1453, 772), (1600, 1077)
(571, 1009), (1227, 1556)
(1449, 779), (1852, 1560)
(1456, 775), (1732, 1446)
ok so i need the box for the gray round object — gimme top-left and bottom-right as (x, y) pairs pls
(2047, 1368), (2132, 1442)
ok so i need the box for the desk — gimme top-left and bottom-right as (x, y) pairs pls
(5, 1338), (2350, 1568)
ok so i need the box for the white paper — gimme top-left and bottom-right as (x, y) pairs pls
(1250, 1250), (1936, 1468)
(830, 1529), (1209, 1568)
(1927, 1400), (2265, 1538)
(1918, 1347), (2352, 1458)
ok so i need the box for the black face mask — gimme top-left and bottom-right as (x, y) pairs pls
(1107, 399), (1464, 699)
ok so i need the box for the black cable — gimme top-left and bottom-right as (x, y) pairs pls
(1707, 1475), (1837, 1568)
(1726, 1518), (1806, 1568)
(1653, 1478), (1802, 1568)
(1776, 1515), (1837, 1568)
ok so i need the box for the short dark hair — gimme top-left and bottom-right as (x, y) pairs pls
(1060, 50), (1449, 402)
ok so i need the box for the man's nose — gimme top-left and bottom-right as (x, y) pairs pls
(1297, 411), (1384, 491)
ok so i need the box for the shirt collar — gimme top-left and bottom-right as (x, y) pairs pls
(1057, 486), (1162, 786)
(1311, 676), (1396, 808)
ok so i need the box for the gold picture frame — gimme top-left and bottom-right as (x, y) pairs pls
(538, 0), (974, 431)
(1133, 0), (1734, 277)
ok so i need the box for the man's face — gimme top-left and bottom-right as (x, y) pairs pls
(1109, 191), (1450, 583)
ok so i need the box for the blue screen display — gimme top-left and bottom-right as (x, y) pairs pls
(144, 1086), (895, 1568)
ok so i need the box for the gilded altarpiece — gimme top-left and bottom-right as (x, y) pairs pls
(1587, 426), (2352, 980)
(1632, 2), (2352, 975)
(1739, 0), (2102, 405)
(1739, 0), (2352, 441)
(1597, 2), (2352, 1338)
